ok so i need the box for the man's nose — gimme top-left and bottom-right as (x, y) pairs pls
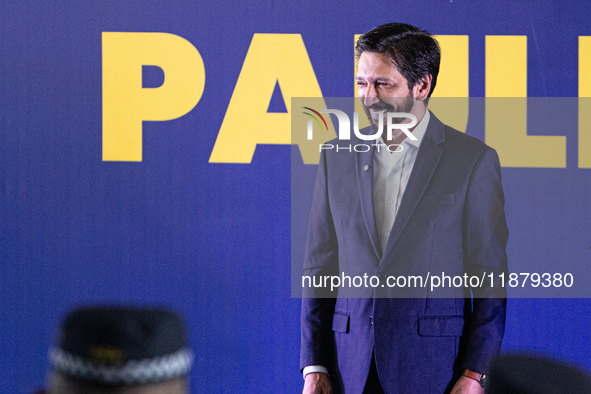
(361, 83), (379, 107)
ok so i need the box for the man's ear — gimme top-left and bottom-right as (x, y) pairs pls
(413, 74), (432, 101)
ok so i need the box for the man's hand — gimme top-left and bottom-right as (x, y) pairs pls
(303, 372), (332, 394)
(450, 375), (484, 394)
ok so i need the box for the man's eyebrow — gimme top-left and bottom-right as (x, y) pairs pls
(355, 77), (396, 83)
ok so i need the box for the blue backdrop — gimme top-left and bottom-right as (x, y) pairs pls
(1, 1), (591, 393)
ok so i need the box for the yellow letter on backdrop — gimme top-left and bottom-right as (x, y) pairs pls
(485, 35), (566, 168)
(579, 36), (591, 168)
(102, 32), (205, 161)
(209, 34), (325, 164)
(429, 35), (469, 132)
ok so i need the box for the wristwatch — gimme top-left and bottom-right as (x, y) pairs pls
(462, 369), (488, 387)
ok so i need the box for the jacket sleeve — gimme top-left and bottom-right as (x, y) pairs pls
(460, 147), (509, 373)
(300, 149), (338, 372)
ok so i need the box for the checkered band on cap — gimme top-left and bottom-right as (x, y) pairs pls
(49, 347), (193, 385)
(50, 306), (193, 386)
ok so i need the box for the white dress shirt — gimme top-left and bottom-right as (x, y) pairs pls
(303, 110), (431, 380)
(373, 110), (429, 254)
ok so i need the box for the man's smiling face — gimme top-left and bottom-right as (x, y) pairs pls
(356, 52), (417, 137)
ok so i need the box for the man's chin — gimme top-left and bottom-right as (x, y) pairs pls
(362, 109), (384, 133)
(369, 118), (385, 134)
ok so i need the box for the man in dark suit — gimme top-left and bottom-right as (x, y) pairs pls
(301, 23), (508, 394)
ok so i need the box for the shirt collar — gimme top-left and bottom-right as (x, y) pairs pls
(377, 109), (430, 149)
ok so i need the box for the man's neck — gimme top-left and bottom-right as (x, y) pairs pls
(382, 102), (427, 148)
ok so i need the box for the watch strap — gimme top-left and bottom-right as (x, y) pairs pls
(463, 369), (487, 387)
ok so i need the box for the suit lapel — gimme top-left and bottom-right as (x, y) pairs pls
(355, 146), (382, 260)
(379, 113), (445, 267)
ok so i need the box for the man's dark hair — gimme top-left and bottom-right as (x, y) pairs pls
(355, 23), (441, 97)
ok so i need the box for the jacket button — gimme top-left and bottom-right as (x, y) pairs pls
(369, 316), (374, 325)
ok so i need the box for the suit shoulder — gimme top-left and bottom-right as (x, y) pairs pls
(442, 124), (493, 157)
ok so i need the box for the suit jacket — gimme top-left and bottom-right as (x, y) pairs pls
(301, 112), (509, 394)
